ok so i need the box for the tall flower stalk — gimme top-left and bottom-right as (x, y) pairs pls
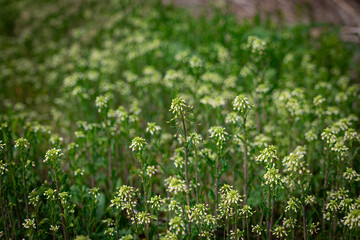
(169, 96), (193, 236)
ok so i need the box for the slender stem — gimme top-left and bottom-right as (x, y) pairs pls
(322, 147), (330, 227)
(301, 185), (307, 240)
(194, 146), (199, 204)
(22, 164), (30, 219)
(108, 137), (113, 194)
(181, 114), (192, 236)
(55, 173), (69, 240)
(0, 181), (9, 240)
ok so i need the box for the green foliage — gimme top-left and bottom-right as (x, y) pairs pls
(0, 0), (360, 239)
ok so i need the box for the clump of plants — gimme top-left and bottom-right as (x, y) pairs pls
(0, 0), (360, 239)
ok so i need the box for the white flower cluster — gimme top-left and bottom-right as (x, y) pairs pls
(170, 97), (188, 117)
(23, 218), (36, 229)
(148, 195), (165, 210)
(225, 112), (240, 125)
(308, 222), (320, 236)
(272, 225), (287, 238)
(189, 132), (202, 146)
(146, 165), (157, 177)
(209, 126), (228, 148)
(233, 95), (251, 115)
(59, 192), (71, 205)
(110, 185), (137, 210)
(0, 160), (8, 176)
(342, 209), (360, 229)
(15, 138), (29, 149)
(189, 204), (214, 226)
(29, 189), (39, 207)
(331, 141), (348, 157)
(50, 225), (59, 232)
(246, 35), (266, 56)
(134, 211), (151, 225)
(95, 95), (109, 113)
(343, 167), (360, 182)
(44, 148), (63, 165)
(129, 137), (147, 152)
(44, 188), (57, 200)
(169, 216), (186, 236)
(229, 228), (244, 240)
(146, 122), (161, 135)
(285, 197), (300, 213)
(89, 187), (100, 198)
(344, 128), (359, 142)
(321, 128), (337, 146)
(255, 145), (278, 166)
(165, 176), (187, 195)
(262, 167), (283, 189)
(218, 185), (243, 219)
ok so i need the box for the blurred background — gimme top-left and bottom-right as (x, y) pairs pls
(164, 0), (360, 42)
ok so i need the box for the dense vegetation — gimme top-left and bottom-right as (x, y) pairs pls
(0, 0), (360, 239)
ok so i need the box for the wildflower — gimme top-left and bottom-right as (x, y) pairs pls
(129, 137), (147, 152)
(171, 149), (184, 169)
(148, 195), (165, 210)
(89, 187), (100, 198)
(189, 132), (202, 146)
(29, 190), (40, 207)
(44, 189), (57, 200)
(342, 209), (360, 229)
(246, 36), (266, 56)
(343, 167), (360, 182)
(233, 95), (251, 115)
(74, 168), (85, 176)
(344, 128), (359, 142)
(189, 55), (203, 69)
(15, 138), (29, 150)
(305, 130), (317, 142)
(23, 218), (36, 229)
(331, 141), (348, 157)
(95, 95), (109, 113)
(120, 235), (133, 240)
(272, 226), (287, 239)
(50, 225), (59, 232)
(0, 160), (8, 176)
(44, 148), (63, 166)
(189, 204), (208, 224)
(146, 122), (161, 135)
(168, 199), (181, 212)
(225, 112), (241, 124)
(308, 222), (320, 236)
(256, 145), (278, 166)
(59, 192), (71, 205)
(110, 185), (137, 210)
(104, 227), (116, 236)
(305, 195), (316, 205)
(169, 216), (185, 235)
(321, 128), (336, 146)
(285, 197), (300, 213)
(169, 97), (191, 117)
(263, 166), (282, 189)
(209, 126), (228, 148)
(230, 228), (244, 240)
(146, 165), (157, 177)
(165, 176), (187, 195)
(252, 224), (263, 236)
(0, 141), (5, 151)
(283, 217), (297, 229)
(134, 211), (151, 225)
(240, 205), (254, 218)
(160, 231), (177, 240)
